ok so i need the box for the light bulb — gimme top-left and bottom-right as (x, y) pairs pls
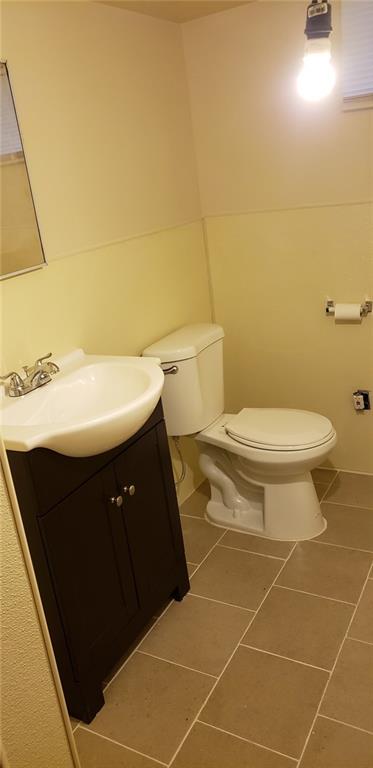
(297, 37), (336, 101)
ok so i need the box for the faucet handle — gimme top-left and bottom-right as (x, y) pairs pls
(35, 352), (53, 367)
(0, 371), (23, 383)
(0, 371), (25, 396)
(33, 352), (59, 374)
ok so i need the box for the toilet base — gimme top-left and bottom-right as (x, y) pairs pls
(200, 448), (327, 541)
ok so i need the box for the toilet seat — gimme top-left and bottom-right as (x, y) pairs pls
(225, 408), (334, 451)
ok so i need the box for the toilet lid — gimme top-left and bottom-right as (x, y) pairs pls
(225, 409), (334, 451)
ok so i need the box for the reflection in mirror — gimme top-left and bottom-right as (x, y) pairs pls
(0, 62), (46, 279)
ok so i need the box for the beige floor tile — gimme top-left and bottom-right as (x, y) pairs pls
(75, 728), (160, 768)
(201, 645), (328, 759)
(180, 481), (210, 518)
(70, 717), (80, 731)
(299, 716), (373, 768)
(242, 586), (353, 669)
(315, 483), (329, 501)
(317, 503), (373, 552)
(311, 468), (338, 484)
(321, 639), (373, 732)
(191, 545), (282, 610)
(349, 580), (373, 643)
(180, 516), (224, 564)
(88, 651), (214, 763)
(277, 542), (373, 603)
(172, 721), (295, 768)
(139, 594), (253, 676)
(220, 530), (293, 559)
(325, 472), (373, 509)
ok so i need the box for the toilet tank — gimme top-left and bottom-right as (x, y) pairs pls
(143, 324), (224, 436)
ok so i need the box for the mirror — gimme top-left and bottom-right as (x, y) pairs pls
(0, 62), (46, 279)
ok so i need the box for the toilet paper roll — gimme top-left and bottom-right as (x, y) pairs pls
(334, 303), (362, 323)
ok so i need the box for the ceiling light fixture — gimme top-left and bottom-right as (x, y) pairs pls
(297, 0), (336, 102)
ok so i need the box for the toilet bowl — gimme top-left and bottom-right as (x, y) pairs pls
(143, 323), (337, 541)
(197, 410), (336, 540)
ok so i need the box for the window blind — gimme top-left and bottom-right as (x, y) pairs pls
(342, 1), (373, 100)
(0, 66), (22, 157)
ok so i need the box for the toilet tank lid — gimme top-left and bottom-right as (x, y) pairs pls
(143, 324), (224, 363)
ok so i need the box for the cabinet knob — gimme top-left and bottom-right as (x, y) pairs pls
(123, 485), (136, 496)
(109, 494), (123, 507)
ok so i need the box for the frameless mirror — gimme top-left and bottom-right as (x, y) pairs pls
(0, 62), (46, 279)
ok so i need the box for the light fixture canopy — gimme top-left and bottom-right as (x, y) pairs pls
(304, 0), (332, 40)
(297, 0), (336, 102)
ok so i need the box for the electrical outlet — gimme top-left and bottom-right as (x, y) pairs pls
(353, 390), (371, 411)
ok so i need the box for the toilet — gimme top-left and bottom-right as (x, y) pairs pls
(143, 324), (337, 541)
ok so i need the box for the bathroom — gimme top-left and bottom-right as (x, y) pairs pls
(1, 0), (372, 766)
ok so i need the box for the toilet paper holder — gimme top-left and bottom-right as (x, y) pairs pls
(325, 299), (372, 317)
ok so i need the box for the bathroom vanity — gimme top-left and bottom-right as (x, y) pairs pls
(8, 401), (189, 723)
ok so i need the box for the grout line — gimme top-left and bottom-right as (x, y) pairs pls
(104, 529), (227, 693)
(218, 543), (286, 561)
(239, 643), (330, 673)
(325, 469), (373, 478)
(321, 499), (373, 512)
(196, 720), (298, 763)
(167, 542), (298, 767)
(317, 471), (340, 502)
(76, 725), (168, 766)
(315, 485), (331, 502)
(274, 584), (356, 607)
(309, 538), (373, 556)
(188, 590), (256, 613)
(318, 714), (373, 737)
(295, 563), (373, 765)
(136, 649), (218, 679)
(186, 561), (199, 567)
(180, 512), (211, 520)
(102, 608), (171, 693)
(185, 529), (228, 578)
(346, 636), (373, 647)
(70, 720), (80, 733)
(218, 526), (298, 546)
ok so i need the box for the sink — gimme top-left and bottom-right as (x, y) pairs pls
(0, 349), (164, 457)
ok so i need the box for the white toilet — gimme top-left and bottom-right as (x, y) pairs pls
(143, 323), (337, 541)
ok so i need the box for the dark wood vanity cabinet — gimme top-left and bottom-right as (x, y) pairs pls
(8, 402), (189, 723)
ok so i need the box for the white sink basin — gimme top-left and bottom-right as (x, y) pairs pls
(1, 349), (164, 457)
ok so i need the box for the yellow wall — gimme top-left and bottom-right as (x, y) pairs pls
(2, 1), (201, 259)
(0, 221), (210, 371)
(183, 1), (373, 473)
(0, 2), (209, 499)
(1, 454), (77, 768)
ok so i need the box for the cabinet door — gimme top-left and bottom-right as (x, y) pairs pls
(39, 463), (138, 682)
(114, 427), (180, 605)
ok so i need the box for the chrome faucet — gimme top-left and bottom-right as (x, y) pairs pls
(0, 353), (60, 397)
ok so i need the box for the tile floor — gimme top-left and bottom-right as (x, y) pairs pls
(73, 469), (373, 767)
